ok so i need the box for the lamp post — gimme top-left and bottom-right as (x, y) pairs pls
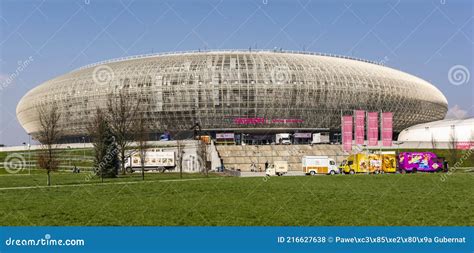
(82, 137), (86, 159)
(67, 146), (71, 169)
(22, 142), (26, 174)
(393, 141), (404, 155)
(28, 134), (31, 174)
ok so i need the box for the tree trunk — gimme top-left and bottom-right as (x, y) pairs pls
(121, 150), (126, 175)
(47, 171), (51, 186)
(141, 159), (145, 181)
(179, 154), (183, 179)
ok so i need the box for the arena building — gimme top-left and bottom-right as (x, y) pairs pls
(16, 50), (448, 143)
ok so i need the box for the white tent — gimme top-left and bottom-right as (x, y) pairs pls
(398, 118), (474, 143)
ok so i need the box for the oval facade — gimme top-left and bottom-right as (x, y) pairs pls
(16, 50), (448, 140)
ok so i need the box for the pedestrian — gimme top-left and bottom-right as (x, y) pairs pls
(265, 161), (269, 170)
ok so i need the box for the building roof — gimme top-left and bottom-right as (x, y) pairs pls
(398, 117), (474, 142)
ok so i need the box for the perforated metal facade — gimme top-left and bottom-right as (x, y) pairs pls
(17, 50), (448, 140)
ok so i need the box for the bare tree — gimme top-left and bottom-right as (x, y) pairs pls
(430, 134), (438, 153)
(106, 89), (139, 175)
(135, 107), (150, 180)
(448, 128), (458, 167)
(197, 139), (208, 177)
(176, 140), (184, 179)
(36, 103), (62, 186)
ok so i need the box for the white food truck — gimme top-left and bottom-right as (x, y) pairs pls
(265, 161), (289, 176)
(302, 156), (338, 175)
(125, 149), (176, 172)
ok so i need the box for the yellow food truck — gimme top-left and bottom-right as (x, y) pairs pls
(340, 152), (396, 174)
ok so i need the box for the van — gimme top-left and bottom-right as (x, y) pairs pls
(302, 156), (338, 175)
(265, 161), (289, 176)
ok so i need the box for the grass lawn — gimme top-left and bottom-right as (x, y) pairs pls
(0, 172), (472, 226)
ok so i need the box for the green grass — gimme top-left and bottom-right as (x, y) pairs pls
(0, 149), (95, 170)
(0, 170), (217, 187)
(0, 172), (472, 226)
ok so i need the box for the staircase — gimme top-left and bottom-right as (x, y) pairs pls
(216, 144), (345, 172)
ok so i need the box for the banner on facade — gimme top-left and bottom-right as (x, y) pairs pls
(216, 133), (235, 139)
(294, 133), (312, 138)
(342, 115), (353, 151)
(355, 110), (365, 145)
(367, 112), (378, 146)
(381, 112), (393, 146)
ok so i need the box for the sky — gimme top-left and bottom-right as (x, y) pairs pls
(0, 0), (472, 146)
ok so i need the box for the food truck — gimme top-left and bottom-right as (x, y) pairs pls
(398, 152), (448, 173)
(302, 156), (339, 175)
(340, 152), (397, 174)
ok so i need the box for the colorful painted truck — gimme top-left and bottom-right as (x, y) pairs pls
(398, 152), (448, 173)
(340, 152), (397, 174)
(302, 156), (339, 175)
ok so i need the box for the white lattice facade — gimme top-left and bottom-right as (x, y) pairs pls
(17, 50), (448, 140)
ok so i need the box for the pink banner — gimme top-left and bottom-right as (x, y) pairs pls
(233, 117), (265, 125)
(381, 112), (393, 146)
(456, 142), (474, 150)
(342, 115), (353, 152)
(367, 112), (378, 146)
(355, 110), (365, 145)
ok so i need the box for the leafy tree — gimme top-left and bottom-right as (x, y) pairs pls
(88, 108), (119, 181)
(100, 127), (119, 179)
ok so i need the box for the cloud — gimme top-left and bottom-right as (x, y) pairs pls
(445, 105), (469, 120)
